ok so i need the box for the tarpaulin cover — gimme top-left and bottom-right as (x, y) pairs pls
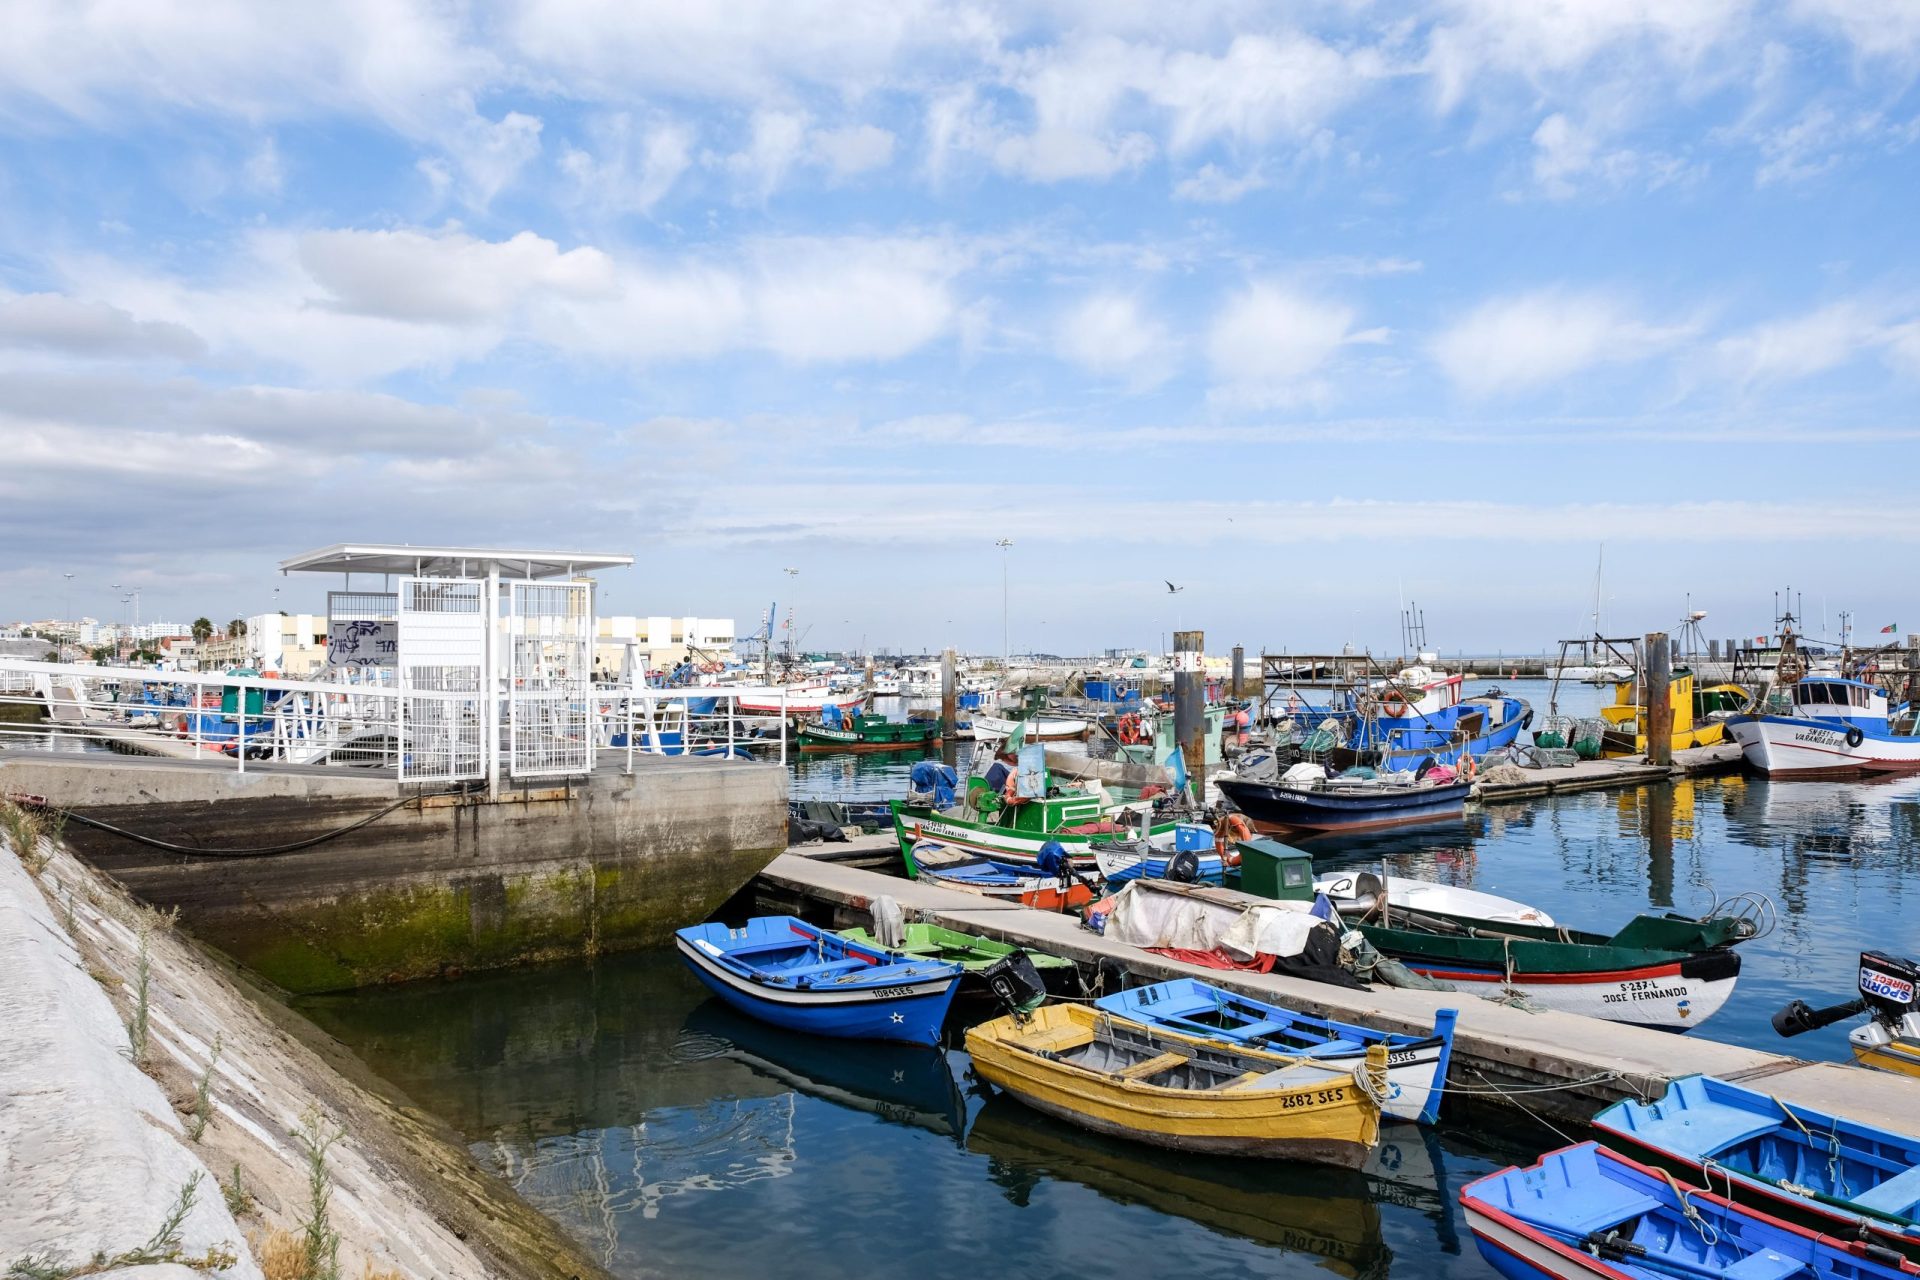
(1099, 880), (1324, 961)
(1015, 743), (1049, 799)
(821, 703), (845, 728)
(908, 761), (957, 808)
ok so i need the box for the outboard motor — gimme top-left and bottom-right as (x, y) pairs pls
(1773, 950), (1919, 1041)
(1164, 848), (1201, 883)
(982, 949), (1048, 1017)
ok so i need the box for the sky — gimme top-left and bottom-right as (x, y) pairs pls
(1, 0), (1917, 657)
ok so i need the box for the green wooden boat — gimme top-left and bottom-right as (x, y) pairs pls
(1350, 909), (1754, 1032)
(838, 922), (1074, 973)
(893, 787), (1172, 874)
(799, 713), (941, 753)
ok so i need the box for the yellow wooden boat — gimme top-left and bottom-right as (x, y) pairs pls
(965, 1003), (1388, 1168)
(1854, 1035), (1920, 1078)
(1598, 669), (1751, 756)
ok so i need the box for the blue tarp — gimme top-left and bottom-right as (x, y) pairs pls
(909, 761), (958, 808)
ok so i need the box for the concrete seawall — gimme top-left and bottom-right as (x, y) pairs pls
(0, 752), (787, 993)
(0, 820), (611, 1280)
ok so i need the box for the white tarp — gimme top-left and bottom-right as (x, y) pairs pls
(1101, 880), (1324, 961)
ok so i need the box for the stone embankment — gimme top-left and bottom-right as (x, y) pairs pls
(0, 810), (608, 1280)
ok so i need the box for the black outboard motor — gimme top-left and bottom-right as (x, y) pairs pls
(1773, 950), (1919, 1038)
(982, 949), (1048, 1016)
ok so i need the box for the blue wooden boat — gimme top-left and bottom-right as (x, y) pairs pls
(1095, 979), (1456, 1125)
(1462, 1142), (1920, 1280)
(674, 916), (963, 1046)
(1093, 842), (1228, 886)
(1217, 776), (1471, 835)
(1593, 1075), (1920, 1260)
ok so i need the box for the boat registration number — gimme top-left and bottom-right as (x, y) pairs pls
(872, 986), (920, 999)
(1792, 728), (1843, 745)
(1601, 978), (1688, 1004)
(1280, 1087), (1347, 1109)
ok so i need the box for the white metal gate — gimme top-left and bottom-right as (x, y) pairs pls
(506, 580), (594, 778)
(396, 576), (486, 782)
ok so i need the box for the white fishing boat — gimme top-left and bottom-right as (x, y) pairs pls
(1725, 675), (1920, 777)
(735, 685), (865, 715)
(970, 712), (1092, 742)
(1310, 870), (1555, 928)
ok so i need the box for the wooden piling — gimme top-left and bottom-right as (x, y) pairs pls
(1645, 630), (1673, 767)
(941, 647), (958, 768)
(1230, 645), (1245, 699)
(1173, 630), (1205, 800)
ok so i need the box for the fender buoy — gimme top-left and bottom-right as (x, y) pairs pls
(1845, 726), (1865, 749)
(174, 714), (190, 739)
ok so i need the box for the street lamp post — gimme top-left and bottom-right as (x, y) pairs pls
(995, 539), (1013, 667)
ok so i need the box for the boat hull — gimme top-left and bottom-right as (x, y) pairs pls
(967, 1005), (1382, 1167)
(1095, 981), (1456, 1125)
(1725, 714), (1920, 777)
(1591, 1074), (1920, 1261)
(894, 804), (1144, 871)
(674, 934), (960, 1046)
(1218, 777), (1471, 835)
(969, 714), (1092, 741)
(1367, 947), (1739, 1031)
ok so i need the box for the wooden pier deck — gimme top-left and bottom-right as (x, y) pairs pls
(755, 848), (1920, 1136)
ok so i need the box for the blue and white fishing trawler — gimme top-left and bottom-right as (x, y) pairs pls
(1276, 665), (1531, 771)
(1725, 675), (1920, 777)
(675, 916), (964, 1045)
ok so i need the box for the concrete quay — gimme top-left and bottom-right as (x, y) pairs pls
(0, 750), (788, 993)
(753, 850), (1920, 1135)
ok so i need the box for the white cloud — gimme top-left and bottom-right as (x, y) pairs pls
(1715, 301), (1891, 384)
(812, 124), (896, 177)
(723, 110), (810, 202)
(0, 292), (205, 360)
(1173, 163), (1266, 203)
(1790, 0), (1920, 62)
(1152, 33), (1377, 152)
(559, 114), (694, 214)
(56, 225), (970, 377)
(1432, 290), (1691, 395)
(1529, 113), (1644, 197)
(1207, 284), (1360, 406)
(1054, 292), (1173, 386)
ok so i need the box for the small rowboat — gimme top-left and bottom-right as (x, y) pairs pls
(674, 916), (963, 1046)
(1312, 869), (1556, 928)
(1095, 979), (1456, 1125)
(970, 713), (1092, 742)
(908, 840), (1098, 910)
(1461, 1141), (1919, 1280)
(1095, 841), (1228, 886)
(797, 714), (941, 753)
(966, 1003), (1388, 1167)
(1592, 1075), (1920, 1261)
(837, 923), (1075, 975)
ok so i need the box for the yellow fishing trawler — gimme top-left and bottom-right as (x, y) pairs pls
(965, 1003), (1388, 1168)
(1598, 668), (1752, 757)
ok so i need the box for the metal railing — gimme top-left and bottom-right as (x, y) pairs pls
(0, 659), (802, 782)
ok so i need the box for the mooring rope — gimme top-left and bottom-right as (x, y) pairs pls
(44, 793), (423, 858)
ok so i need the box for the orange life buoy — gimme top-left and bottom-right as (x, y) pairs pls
(1461, 755), (1477, 781)
(1003, 769), (1021, 804)
(1380, 691), (1411, 717)
(174, 714), (190, 739)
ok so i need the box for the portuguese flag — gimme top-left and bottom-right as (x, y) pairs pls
(1882, 623), (1900, 634)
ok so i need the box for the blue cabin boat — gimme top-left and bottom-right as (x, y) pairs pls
(1462, 1142), (1919, 1280)
(1095, 979), (1457, 1125)
(674, 917), (964, 1046)
(1593, 1075), (1920, 1259)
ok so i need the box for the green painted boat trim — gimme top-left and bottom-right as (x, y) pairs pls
(838, 922), (1074, 971)
(1352, 910), (1749, 976)
(798, 714), (941, 750)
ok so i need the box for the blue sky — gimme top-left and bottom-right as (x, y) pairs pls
(1, 1), (1917, 655)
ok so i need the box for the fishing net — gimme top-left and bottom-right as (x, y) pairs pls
(1571, 717), (1608, 759)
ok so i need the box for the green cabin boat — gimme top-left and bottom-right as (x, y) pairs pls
(838, 923), (1073, 973)
(799, 713), (941, 753)
(893, 780), (1172, 873)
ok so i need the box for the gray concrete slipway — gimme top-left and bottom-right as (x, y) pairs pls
(756, 847), (1920, 1135)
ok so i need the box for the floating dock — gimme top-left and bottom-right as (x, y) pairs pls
(754, 848), (1920, 1134)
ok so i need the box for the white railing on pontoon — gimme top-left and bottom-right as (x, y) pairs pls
(0, 659), (796, 783)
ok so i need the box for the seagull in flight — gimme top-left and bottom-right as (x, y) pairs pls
(1165, 581), (1184, 595)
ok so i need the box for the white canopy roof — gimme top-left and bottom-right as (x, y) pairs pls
(279, 543), (633, 580)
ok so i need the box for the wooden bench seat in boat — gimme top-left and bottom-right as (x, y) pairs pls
(1115, 1050), (1195, 1081)
(770, 959), (870, 981)
(1849, 1165), (1920, 1216)
(1011, 1025), (1096, 1055)
(1715, 1248), (1810, 1280)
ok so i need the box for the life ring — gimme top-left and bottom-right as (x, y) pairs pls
(1117, 713), (1143, 745)
(1845, 726), (1865, 749)
(1461, 755), (1478, 781)
(174, 714), (190, 739)
(1003, 769), (1022, 804)
(1380, 691), (1411, 717)
(1216, 811), (1253, 847)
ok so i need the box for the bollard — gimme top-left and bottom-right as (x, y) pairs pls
(941, 648), (958, 768)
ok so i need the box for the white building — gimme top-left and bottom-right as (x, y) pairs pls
(594, 616), (736, 678)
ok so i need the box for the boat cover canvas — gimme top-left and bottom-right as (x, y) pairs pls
(908, 761), (958, 807)
(1101, 881), (1326, 961)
